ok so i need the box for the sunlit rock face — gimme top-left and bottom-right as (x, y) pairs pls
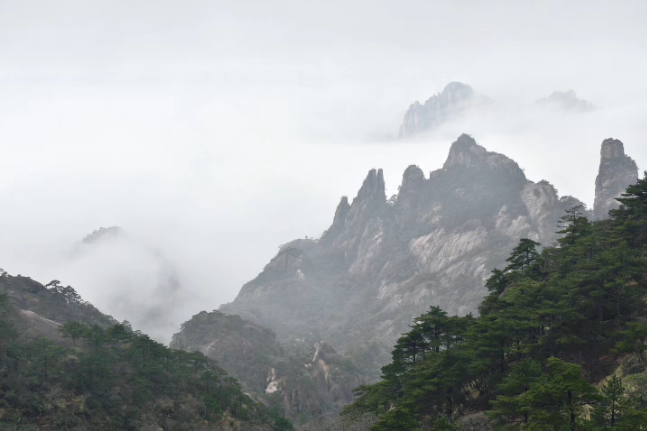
(399, 82), (477, 137)
(537, 89), (594, 112)
(594, 138), (639, 220)
(220, 134), (587, 374)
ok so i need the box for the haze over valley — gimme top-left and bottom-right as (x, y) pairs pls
(2, 1), (647, 430)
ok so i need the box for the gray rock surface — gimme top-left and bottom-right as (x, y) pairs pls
(170, 310), (365, 418)
(399, 82), (476, 137)
(594, 138), (638, 220)
(220, 134), (586, 376)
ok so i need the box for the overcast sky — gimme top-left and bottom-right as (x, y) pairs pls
(1, 0), (646, 341)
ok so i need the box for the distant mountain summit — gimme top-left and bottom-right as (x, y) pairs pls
(538, 89), (594, 112)
(81, 226), (124, 244)
(70, 227), (184, 343)
(399, 82), (477, 138)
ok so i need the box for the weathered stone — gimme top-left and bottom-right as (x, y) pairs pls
(220, 134), (590, 381)
(594, 138), (638, 220)
(399, 82), (476, 137)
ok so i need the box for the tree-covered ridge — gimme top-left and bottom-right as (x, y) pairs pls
(0, 290), (292, 430)
(344, 174), (647, 430)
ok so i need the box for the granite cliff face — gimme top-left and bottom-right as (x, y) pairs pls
(220, 134), (586, 376)
(399, 82), (477, 138)
(594, 138), (639, 220)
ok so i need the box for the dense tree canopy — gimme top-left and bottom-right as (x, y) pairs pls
(0, 293), (292, 431)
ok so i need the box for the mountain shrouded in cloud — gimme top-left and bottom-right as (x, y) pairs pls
(399, 82), (480, 138)
(63, 226), (188, 343)
(537, 89), (594, 112)
(219, 134), (628, 376)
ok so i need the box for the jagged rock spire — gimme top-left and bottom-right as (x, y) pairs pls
(355, 168), (386, 203)
(319, 197), (351, 246)
(594, 138), (638, 220)
(395, 165), (425, 226)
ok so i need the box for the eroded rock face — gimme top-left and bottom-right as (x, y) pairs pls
(170, 311), (364, 418)
(399, 82), (476, 138)
(220, 134), (588, 377)
(594, 138), (638, 220)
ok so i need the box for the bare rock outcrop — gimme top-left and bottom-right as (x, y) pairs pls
(170, 311), (365, 418)
(594, 138), (638, 220)
(399, 82), (477, 138)
(220, 134), (590, 378)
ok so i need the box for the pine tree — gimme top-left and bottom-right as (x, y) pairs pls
(60, 321), (88, 347)
(505, 239), (540, 273)
(520, 358), (601, 431)
(557, 205), (591, 247)
(613, 172), (647, 256)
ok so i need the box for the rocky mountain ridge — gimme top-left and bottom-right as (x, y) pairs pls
(399, 85), (595, 138)
(399, 82), (478, 138)
(221, 134), (625, 380)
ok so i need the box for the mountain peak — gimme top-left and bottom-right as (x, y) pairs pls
(399, 83), (476, 138)
(443, 134), (526, 181)
(538, 90), (594, 112)
(443, 134), (486, 169)
(594, 138), (638, 220)
(442, 82), (475, 97)
(600, 138), (627, 160)
(355, 168), (386, 202)
(81, 226), (124, 244)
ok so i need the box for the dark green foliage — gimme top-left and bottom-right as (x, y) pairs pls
(345, 175), (647, 430)
(504, 239), (540, 273)
(0, 294), (287, 430)
(557, 204), (592, 247)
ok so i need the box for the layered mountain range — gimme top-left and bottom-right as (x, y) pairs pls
(2, 133), (640, 427)
(399, 83), (594, 138)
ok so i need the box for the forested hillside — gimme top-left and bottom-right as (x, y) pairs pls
(0, 276), (291, 431)
(344, 174), (647, 430)
(170, 310), (367, 421)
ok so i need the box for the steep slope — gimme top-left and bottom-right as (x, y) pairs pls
(399, 83), (478, 138)
(220, 134), (587, 375)
(0, 270), (117, 331)
(347, 173), (647, 430)
(594, 138), (639, 220)
(0, 272), (287, 431)
(170, 311), (366, 419)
